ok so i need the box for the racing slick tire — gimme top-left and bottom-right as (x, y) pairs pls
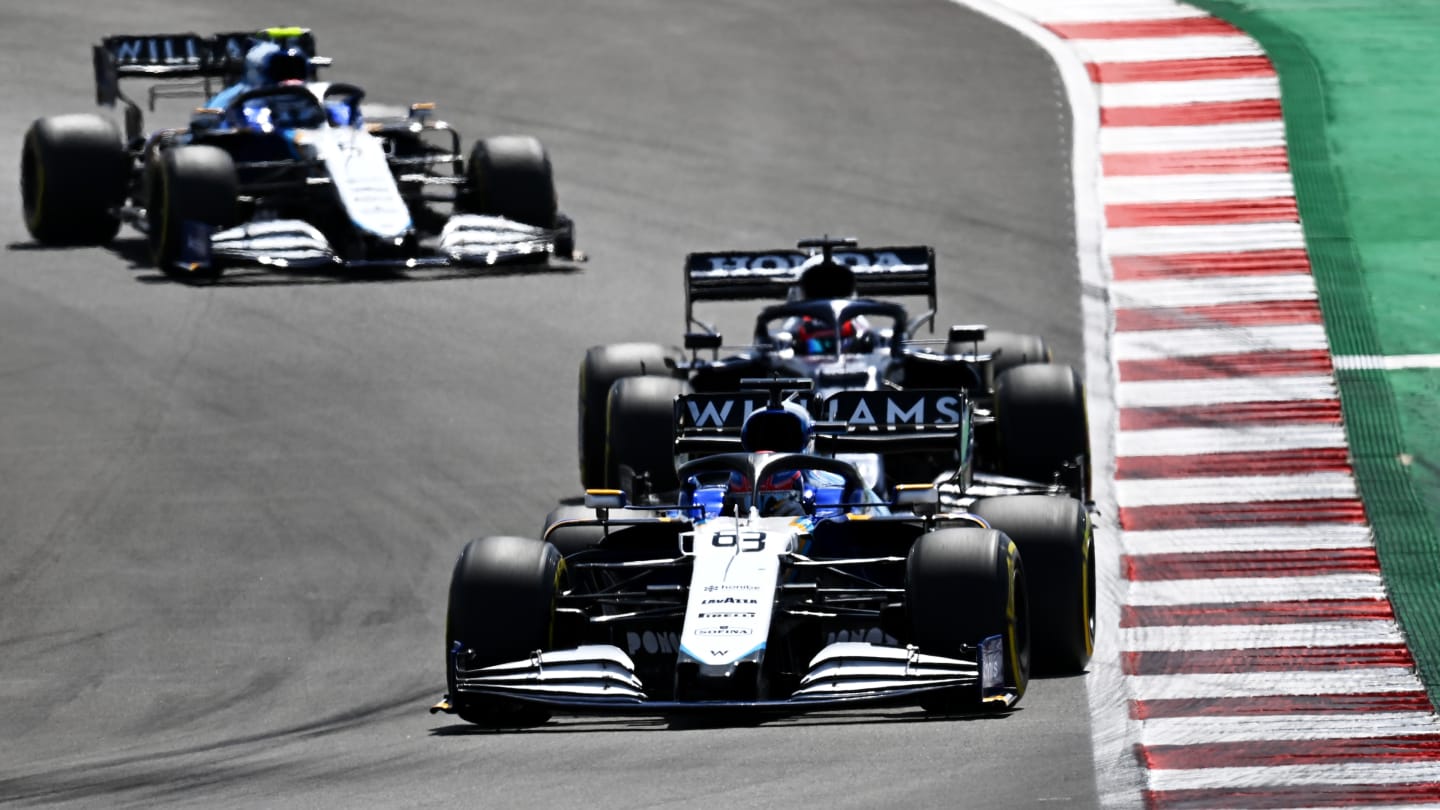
(20, 114), (128, 245)
(961, 330), (1052, 376)
(994, 363), (1090, 501)
(906, 527), (1030, 712)
(606, 375), (692, 495)
(445, 535), (564, 726)
(541, 505), (605, 556)
(579, 343), (678, 490)
(541, 503), (656, 555)
(145, 145), (238, 284)
(971, 495), (1093, 675)
(459, 135), (558, 230)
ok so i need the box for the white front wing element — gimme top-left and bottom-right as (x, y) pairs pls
(453, 646), (647, 701)
(792, 642), (984, 700)
(438, 215), (556, 263)
(211, 220), (337, 267)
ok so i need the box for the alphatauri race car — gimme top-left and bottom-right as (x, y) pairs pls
(432, 385), (1092, 726)
(19, 28), (577, 283)
(578, 237), (1088, 504)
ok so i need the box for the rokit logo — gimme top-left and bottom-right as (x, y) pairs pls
(625, 630), (680, 655)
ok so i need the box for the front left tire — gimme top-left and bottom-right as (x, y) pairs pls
(145, 145), (238, 284)
(445, 536), (564, 726)
(21, 114), (128, 245)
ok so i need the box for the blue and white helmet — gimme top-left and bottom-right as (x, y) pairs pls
(243, 41), (310, 86)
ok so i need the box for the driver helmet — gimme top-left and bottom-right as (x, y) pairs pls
(727, 469), (807, 517)
(794, 316), (861, 356)
(244, 41), (310, 86)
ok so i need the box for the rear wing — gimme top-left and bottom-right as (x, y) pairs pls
(683, 244), (936, 332)
(93, 28), (329, 139)
(674, 388), (967, 456)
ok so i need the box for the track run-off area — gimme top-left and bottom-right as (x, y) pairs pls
(3, 0), (1439, 807)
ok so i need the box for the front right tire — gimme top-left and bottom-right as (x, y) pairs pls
(458, 135), (558, 230)
(906, 527), (1030, 711)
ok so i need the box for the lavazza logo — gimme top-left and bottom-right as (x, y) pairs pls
(704, 251), (908, 271)
(701, 596), (758, 605)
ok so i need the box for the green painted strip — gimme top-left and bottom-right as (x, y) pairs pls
(1188, 1), (1440, 705)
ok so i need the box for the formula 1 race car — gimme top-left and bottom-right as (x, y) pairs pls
(19, 28), (577, 283)
(577, 237), (1087, 503)
(432, 385), (1092, 726)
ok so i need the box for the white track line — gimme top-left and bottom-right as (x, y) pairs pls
(1108, 222), (1305, 256)
(1102, 120), (1287, 152)
(1141, 713), (1440, 746)
(1129, 669), (1426, 700)
(1126, 575), (1387, 606)
(1104, 172), (1295, 203)
(1123, 525), (1374, 554)
(997, 1), (1207, 22)
(1113, 275), (1317, 307)
(1101, 77), (1280, 106)
(1117, 376), (1338, 407)
(1118, 424), (1347, 456)
(1071, 35), (1265, 63)
(1334, 354), (1440, 371)
(1123, 621), (1405, 651)
(1114, 324), (1329, 359)
(1150, 763), (1440, 792)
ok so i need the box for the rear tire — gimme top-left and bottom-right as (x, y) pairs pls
(445, 536), (563, 726)
(968, 331), (1052, 376)
(994, 363), (1090, 500)
(578, 343), (677, 489)
(21, 114), (128, 245)
(606, 376), (691, 494)
(145, 145), (238, 284)
(906, 527), (1029, 711)
(459, 135), (558, 229)
(971, 495), (1093, 674)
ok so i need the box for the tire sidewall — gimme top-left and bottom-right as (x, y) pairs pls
(972, 495), (1093, 674)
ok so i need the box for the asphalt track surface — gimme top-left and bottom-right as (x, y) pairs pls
(0, 1), (1095, 806)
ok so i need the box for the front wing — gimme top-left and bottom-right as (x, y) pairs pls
(165, 214), (571, 272)
(431, 639), (1013, 718)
